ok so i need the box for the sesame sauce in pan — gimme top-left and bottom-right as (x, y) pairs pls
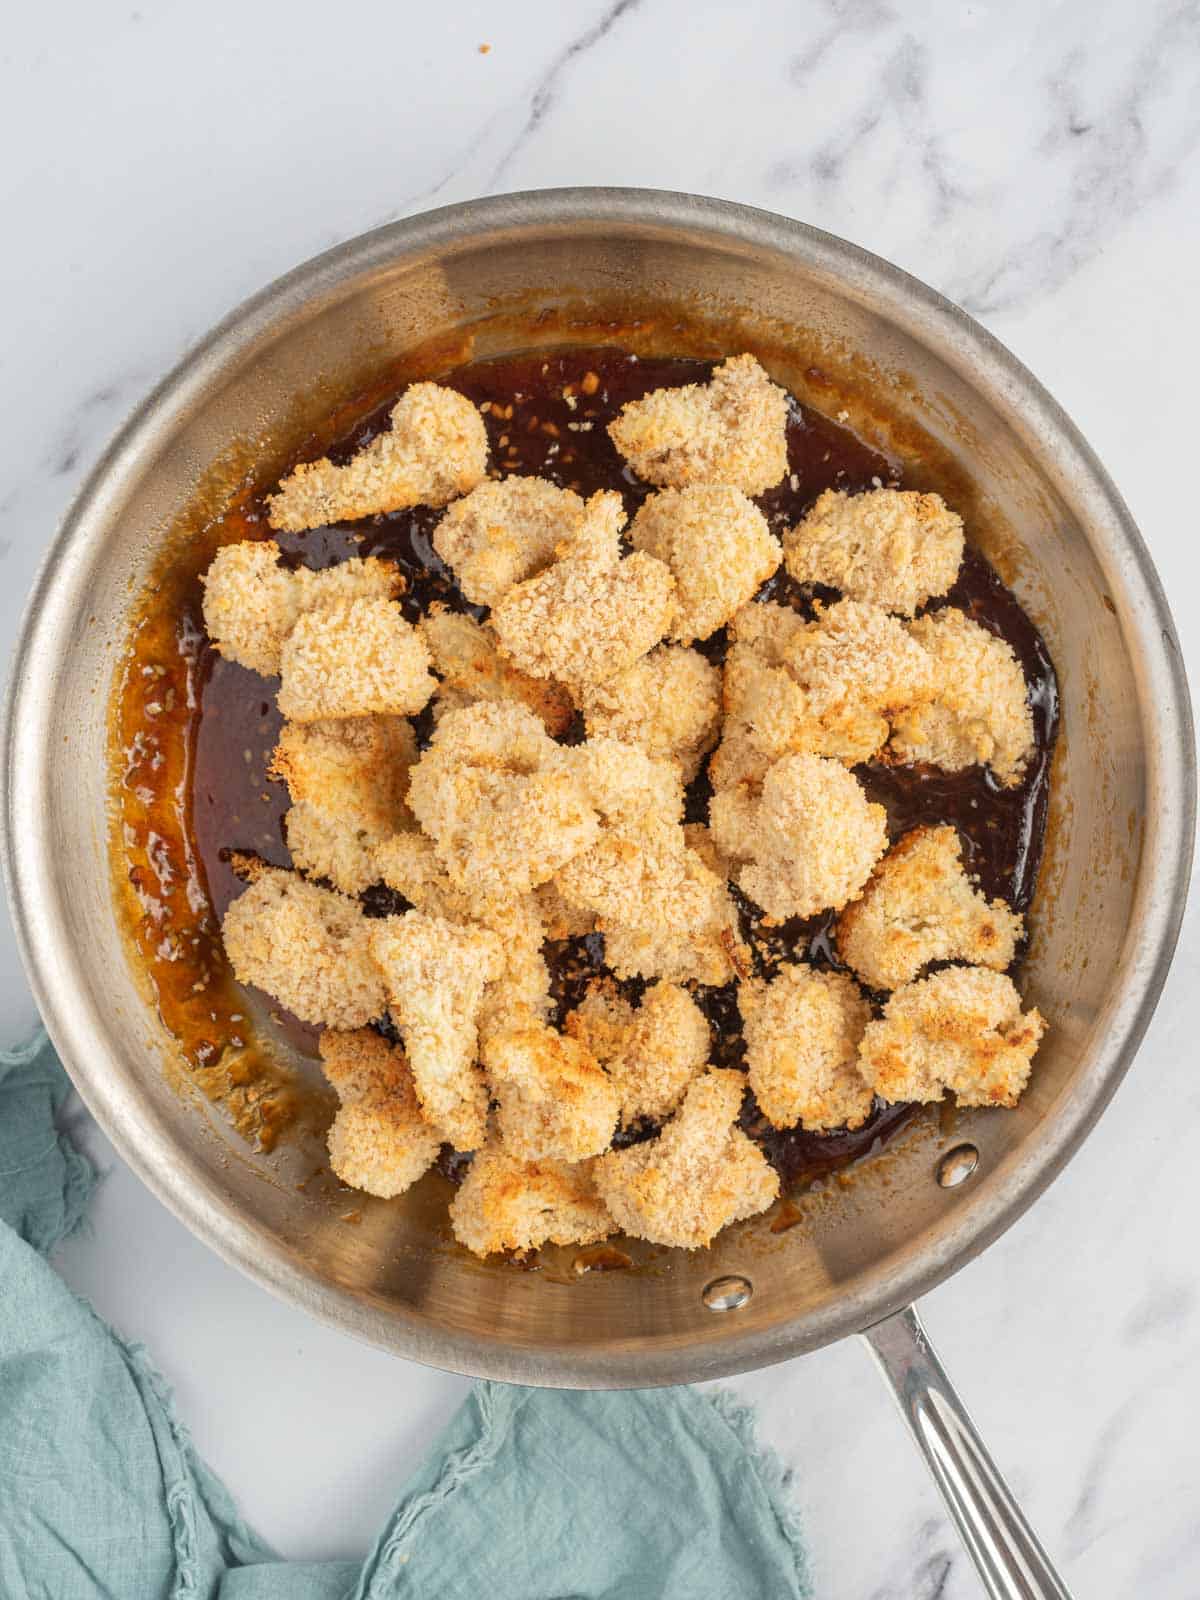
(115, 347), (1058, 1182)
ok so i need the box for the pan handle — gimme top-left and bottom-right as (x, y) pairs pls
(862, 1304), (1072, 1599)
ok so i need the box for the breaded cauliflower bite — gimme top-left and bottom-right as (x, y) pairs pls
(784, 488), (964, 615)
(272, 714), (418, 895)
(266, 382), (488, 532)
(594, 1070), (779, 1250)
(576, 645), (721, 783)
(603, 823), (747, 987)
(419, 608), (573, 736)
(858, 966), (1044, 1108)
(407, 702), (599, 897)
(450, 1145), (614, 1257)
(711, 752), (887, 921)
(201, 542), (401, 678)
(221, 868), (385, 1029)
(837, 825), (1024, 991)
(277, 597), (435, 723)
(490, 491), (676, 688)
(368, 911), (504, 1150)
(608, 354), (789, 495)
(740, 965), (873, 1131)
(889, 608), (1035, 787)
(431, 475), (587, 607)
(555, 812), (723, 937)
(567, 979), (710, 1127)
(628, 486), (782, 644)
(371, 832), (552, 1041)
(564, 735), (685, 825)
(723, 598), (937, 767)
(484, 1024), (620, 1163)
(319, 1029), (442, 1198)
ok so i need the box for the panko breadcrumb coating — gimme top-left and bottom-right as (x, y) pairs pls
(420, 609), (573, 736)
(271, 715), (417, 835)
(221, 868), (384, 1029)
(490, 492), (676, 688)
(484, 1024), (620, 1163)
(564, 735), (685, 825)
(567, 980), (710, 1127)
(594, 1070), (779, 1250)
(432, 475), (587, 606)
(740, 965), (873, 1132)
(890, 608), (1035, 787)
(629, 486), (782, 644)
(277, 598), (435, 723)
(407, 703), (599, 896)
(576, 645), (721, 783)
(371, 831), (552, 1041)
(266, 382), (488, 532)
(534, 881), (597, 941)
(723, 598), (937, 767)
(319, 1030), (442, 1198)
(450, 1145), (614, 1257)
(201, 542), (401, 678)
(711, 752), (887, 920)
(603, 824), (746, 987)
(369, 911), (504, 1150)
(273, 715), (418, 892)
(858, 966), (1044, 1108)
(608, 354), (789, 496)
(555, 812), (723, 937)
(837, 825), (1024, 991)
(784, 488), (964, 615)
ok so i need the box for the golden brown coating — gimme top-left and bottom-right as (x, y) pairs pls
(272, 715), (418, 894)
(837, 825), (1024, 991)
(200, 542), (401, 678)
(371, 831), (552, 1043)
(576, 645), (721, 784)
(534, 881), (597, 941)
(407, 703), (599, 897)
(368, 910), (504, 1150)
(628, 486), (782, 644)
(784, 488), (964, 615)
(889, 609), (1035, 787)
(221, 868), (384, 1029)
(858, 966), (1044, 1108)
(564, 735), (685, 826)
(489, 492), (676, 689)
(710, 752), (888, 921)
(484, 1024), (620, 1163)
(602, 823), (746, 987)
(593, 1070), (779, 1250)
(319, 1029), (442, 1198)
(266, 382), (488, 532)
(723, 598), (937, 767)
(740, 965), (873, 1132)
(555, 812), (724, 937)
(272, 715), (417, 835)
(566, 979), (710, 1127)
(431, 475), (586, 607)
(449, 1145), (614, 1258)
(420, 609), (574, 736)
(277, 598), (435, 723)
(608, 354), (789, 495)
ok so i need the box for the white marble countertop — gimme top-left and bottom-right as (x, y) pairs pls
(4, 3), (1199, 1595)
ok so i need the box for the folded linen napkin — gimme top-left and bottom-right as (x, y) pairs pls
(0, 1032), (811, 1599)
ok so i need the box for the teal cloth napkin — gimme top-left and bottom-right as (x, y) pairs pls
(0, 1032), (811, 1600)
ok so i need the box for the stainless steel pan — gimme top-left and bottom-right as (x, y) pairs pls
(3, 190), (1193, 1599)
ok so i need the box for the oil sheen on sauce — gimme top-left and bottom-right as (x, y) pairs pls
(115, 347), (1059, 1183)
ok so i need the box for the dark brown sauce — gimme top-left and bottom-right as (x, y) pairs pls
(115, 346), (1058, 1192)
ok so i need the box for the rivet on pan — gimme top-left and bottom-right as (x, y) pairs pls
(936, 1144), (980, 1188)
(702, 1275), (753, 1312)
